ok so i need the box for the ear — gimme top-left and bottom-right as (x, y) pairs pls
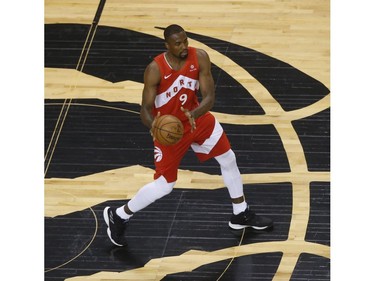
(164, 41), (170, 50)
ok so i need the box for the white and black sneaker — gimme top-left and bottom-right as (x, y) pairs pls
(229, 205), (273, 231)
(103, 206), (128, 246)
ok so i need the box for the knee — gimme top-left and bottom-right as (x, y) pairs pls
(216, 149), (237, 168)
(155, 175), (175, 196)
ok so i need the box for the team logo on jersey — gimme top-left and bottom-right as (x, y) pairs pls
(154, 146), (163, 162)
(189, 64), (197, 72)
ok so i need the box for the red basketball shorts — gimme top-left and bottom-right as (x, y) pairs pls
(153, 112), (231, 183)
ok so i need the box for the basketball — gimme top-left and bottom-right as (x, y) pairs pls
(152, 114), (184, 145)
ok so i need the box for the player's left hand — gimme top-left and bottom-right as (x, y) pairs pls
(181, 107), (196, 132)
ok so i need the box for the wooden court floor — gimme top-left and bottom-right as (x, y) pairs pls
(44, 1), (330, 280)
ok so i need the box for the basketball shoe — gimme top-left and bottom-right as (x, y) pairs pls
(103, 206), (129, 246)
(229, 205), (273, 230)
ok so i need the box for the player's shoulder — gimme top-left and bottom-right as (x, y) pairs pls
(144, 60), (161, 82)
(195, 48), (211, 66)
(195, 48), (209, 58)
(145, 59), (160, 73)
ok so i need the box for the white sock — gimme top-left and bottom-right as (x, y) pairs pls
(232, 201), (247, 215)
(116, 206), (132, 220)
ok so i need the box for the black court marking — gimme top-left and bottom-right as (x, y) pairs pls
(45, 15), (329, 281)
(44, 0), (106, 176)
(45, 207), (98, 272)
(45, 184), (291, 280)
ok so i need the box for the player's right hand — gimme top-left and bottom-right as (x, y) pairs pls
(150, 111), (161, 141)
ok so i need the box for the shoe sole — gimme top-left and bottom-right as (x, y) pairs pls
(103, 207), (125, 247)
(228, 221), (272, 230)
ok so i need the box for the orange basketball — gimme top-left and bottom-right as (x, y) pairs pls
(152, 115), (183, 146)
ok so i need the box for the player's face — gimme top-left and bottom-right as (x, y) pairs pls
(166, 31), (189, 59)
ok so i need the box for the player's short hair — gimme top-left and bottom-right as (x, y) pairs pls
(164, 24), (185, 41)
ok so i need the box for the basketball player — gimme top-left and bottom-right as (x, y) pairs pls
(103, 24), (273, 246)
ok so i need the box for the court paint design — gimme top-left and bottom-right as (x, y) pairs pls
(44, 12), (330, 281)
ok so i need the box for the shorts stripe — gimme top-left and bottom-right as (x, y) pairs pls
(191, 119), (223, 154)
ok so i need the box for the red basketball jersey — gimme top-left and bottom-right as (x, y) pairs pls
(153, 47), (200, 123)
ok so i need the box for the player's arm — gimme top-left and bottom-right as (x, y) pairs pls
(182, 48), (215, 126)
(140, 61), (161, 131)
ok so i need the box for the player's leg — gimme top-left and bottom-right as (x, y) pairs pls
(103, 140), (190, 246)
(103, 175), (174, 246)
(214, 149), (247, 214)
(214, 149), (273, 230)
(192, 113), (273, 230)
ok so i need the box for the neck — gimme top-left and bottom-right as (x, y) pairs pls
(165, 52), (186, 71)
